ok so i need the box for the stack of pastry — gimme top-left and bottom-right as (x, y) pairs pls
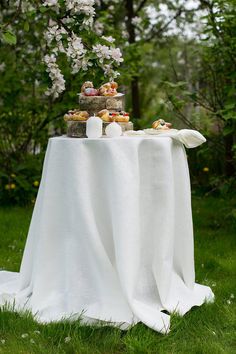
(64, 80), (133, 137)
(81, 81), (118, 97)
(97, 110), (130, 123)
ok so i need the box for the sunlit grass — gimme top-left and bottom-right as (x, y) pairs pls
(0, 195), (235, 353)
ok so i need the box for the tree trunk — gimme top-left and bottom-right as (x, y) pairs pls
(224, 133), (235, 177)
(125, 0), (141, 119)
(131, 76), (141, 119)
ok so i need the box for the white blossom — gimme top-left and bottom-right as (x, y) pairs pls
(44, 55), (65, 98)
(65, 0), (95, 18)
(108, 5), (114, 11)
(103, 64), (120, 79)
(0, 63), (6, 72)
(82, 17), (94, 28)
(94, 21), (104, 36)
(92, 45), (123, 65)
(132, 16), (142, 26)
(43, 0), (95, 20)
(93, 44), (111, 63)
(43, 0), (58, 6)
(103, 0), (119, 3)
(122, 30), (129, 39)
(66, 34), (87, 73)
(14, 0), (35, 12)
(44, 25), (67, 45)
(110, 48), (123, 64)
(61, 17), (74, 25)
(102, 36), (115, 43)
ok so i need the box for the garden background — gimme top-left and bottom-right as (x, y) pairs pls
(0, 0), (235, 353)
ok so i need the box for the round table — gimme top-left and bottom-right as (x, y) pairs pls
(0, 136), (214, 334)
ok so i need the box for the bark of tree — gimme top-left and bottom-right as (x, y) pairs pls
(224, 132), (235, 177)
(125, 0), (141, 119)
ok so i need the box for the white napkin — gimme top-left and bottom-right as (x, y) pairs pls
(176, 129), (206, 148)
(124, 129), (206, 148)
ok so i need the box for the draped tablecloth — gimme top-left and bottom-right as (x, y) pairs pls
(0, 136), (214, 334)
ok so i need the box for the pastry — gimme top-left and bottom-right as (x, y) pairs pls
(110, 111), (130, 122)
(97, 110), (130, 122)
(110, 81), (118, 94)
(99, 81), (118, 96)
(64, 110), (89, 121)
(84, 87), (99, 96)
(152, 119), (172, 130)
(81, 81), (94, 93)
(97, 109), (110, 122)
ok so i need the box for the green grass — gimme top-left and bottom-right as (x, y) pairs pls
(0, 195), (235, 354)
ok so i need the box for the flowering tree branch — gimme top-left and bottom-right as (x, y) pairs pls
(42, 0), (124, 99)
(2, 0), (23, 30)
(135, 0), (148, 16)
(146, 8), (183, 41)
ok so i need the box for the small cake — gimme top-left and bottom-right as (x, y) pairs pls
(81, 81), (99, 96)
(97, 109), (110, 122)
(99, 81), (118, 96)
(111, 111), (130, 123)
(64, 110), (89, 121)
(97, 110), (130, 123)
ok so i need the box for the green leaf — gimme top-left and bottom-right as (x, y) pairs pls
(24, 21), (30, 32)
(225, 103), (235, 110)
(223, 126), (234, 136)
(163, 81), (187, 89)
(39, 6), (48, 13)
(182, 90), (192, 96)
(2, 31), (17, 45)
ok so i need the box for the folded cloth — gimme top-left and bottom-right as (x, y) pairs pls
(124, 129), (206, 148)
(175, 129), (206, 148)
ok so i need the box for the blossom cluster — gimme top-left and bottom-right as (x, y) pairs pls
(44, 55), (65, 98)
(65, 0), (95, 17)
(42, 0), (123, 98)
(43, 0), (95, 26)
(92, 44), (123, 65)
(44, 23), (67, 46)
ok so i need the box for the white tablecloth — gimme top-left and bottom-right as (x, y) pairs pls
(0, 136), (214, 334)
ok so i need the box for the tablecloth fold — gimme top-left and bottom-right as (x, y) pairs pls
(0, 136), (214, 333)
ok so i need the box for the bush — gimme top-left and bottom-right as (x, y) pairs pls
(0, 154), (44, 206)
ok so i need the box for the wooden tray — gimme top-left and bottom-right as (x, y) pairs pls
(66, 121), (134, 138)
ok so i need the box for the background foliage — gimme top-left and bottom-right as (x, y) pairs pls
(0, 0), (235, 205)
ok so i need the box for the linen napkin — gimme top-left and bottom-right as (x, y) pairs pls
(124, 129), (206, 148)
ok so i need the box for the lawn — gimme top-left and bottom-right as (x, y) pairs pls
(0, 195), (235, 354)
